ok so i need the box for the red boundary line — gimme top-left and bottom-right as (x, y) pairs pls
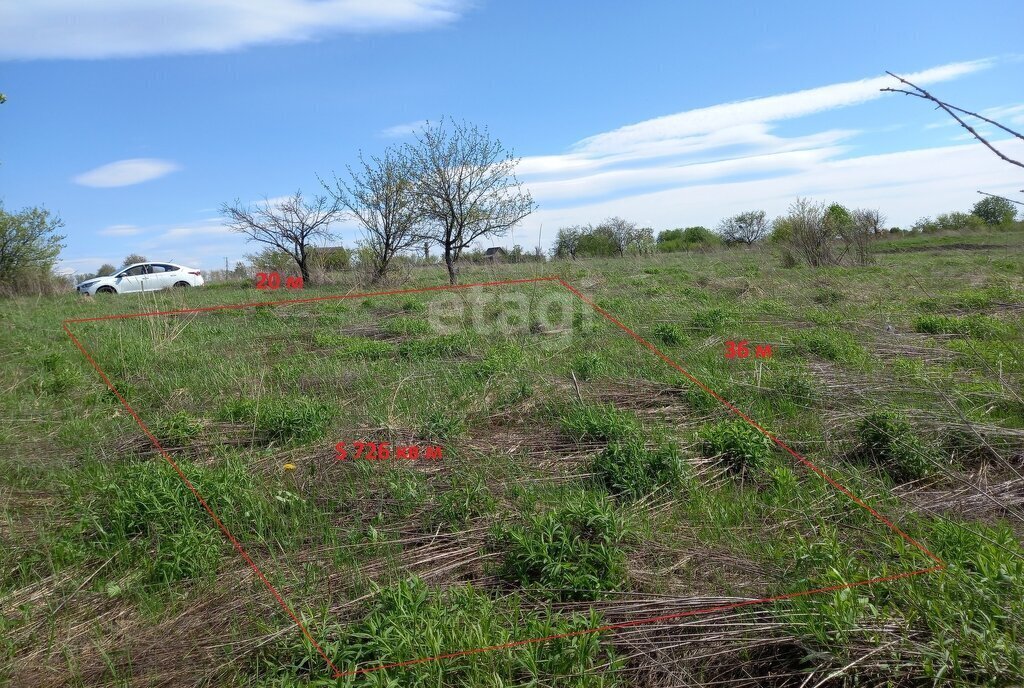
(62, 276), (946, 680)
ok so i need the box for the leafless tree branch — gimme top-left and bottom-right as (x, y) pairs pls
(978, 190), (1024, 207)
(881, 71), (1024, 170)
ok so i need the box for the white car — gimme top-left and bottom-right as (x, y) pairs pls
(76, 262), (205, 295)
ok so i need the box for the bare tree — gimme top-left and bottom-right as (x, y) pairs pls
(846, 208), (884, 265)
(323, 148), (420, 284)
(783, 198), (834, 267)
(220, 191), (341, 283)
(853, 208), (886, 236)
(599, 217), (638, 257)
(404, 118), (536, 284)
(718, 210), (769, 245)
(882, 72), (1024, 170)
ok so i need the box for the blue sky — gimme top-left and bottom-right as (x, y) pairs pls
(1, 1), (1023, 275)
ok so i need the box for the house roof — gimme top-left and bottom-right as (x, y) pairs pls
(484, 247), (506, 255)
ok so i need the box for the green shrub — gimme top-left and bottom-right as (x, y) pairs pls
(260, 577), (620, 685)
(854, 410), (933, 482)
(913, 314), (1010, 340)
(593, 439), (684, 499)
(493, 492), (629, 601)
(571, 352), (605, 380)
(53, 459), (291, 587)
(791, 328), (865, 364)
(152, 411), (203, 445)
(698, 419), (774, 474)
(474, 343), (523, 379)
(766, 369), (817, 405)
(433, 475), (496, 527)
(689, 307), (730, 333)
(401, 298), (427, 313)
(219, 396), (335, 443)
(653, 323), (683, 345)
(812, 288), (844, 306)
(560, 404), (641, 443)
(38, 352), (82, 395)
(656, 226), (721, 253)
(421, 410), (465, 443)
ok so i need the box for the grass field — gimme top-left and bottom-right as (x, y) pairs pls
(2, 230), (1024, 686)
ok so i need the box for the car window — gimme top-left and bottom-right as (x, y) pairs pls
(147, 264), (166, 274)
(157, 264), (179, 272)
(122, 265), (146, 276)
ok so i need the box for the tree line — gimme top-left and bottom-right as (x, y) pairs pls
(552, 195), (1018, 268)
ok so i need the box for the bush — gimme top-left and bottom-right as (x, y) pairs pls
(218, 396), (335, 443)
(792, 328), (865, 364)
(812, 287), (844, 306)
(421, 410), (465, 443)
(152, 411), (203, 445)
(433, 475), (496, 527)
(855, 410), (932, 482)
(698, 419), (774, 474)
(493, 492), (628, 601)
(689, 307), (730, 333)
(0, 203), (66, 296)
(656, 226), (721, 253)
(593, 439), (684, 499)
(260, 577), (620, 685)
(913, 314), (1010, 340)
(560, 404), (641, 443)
(972, 196), (1017, 226)
(53, 459), (291, 587)
(571, 351), (605, 381)
(653, 323), (684, 345)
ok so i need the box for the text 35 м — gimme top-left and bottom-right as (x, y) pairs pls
(335, 441), (443, 461)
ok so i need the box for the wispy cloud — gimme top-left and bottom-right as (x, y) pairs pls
(73, 158), (180, 188)
(0, 1), (466, 60)
(523, 140), (1024, 234)
(925, 102), (1024, 129)
(97, 224), (142, 236)
(516, 59), (995, 207)
(160, 219), (232, 240)
(380, 120), (426, 138)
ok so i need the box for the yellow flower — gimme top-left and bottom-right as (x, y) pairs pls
(283, 463), (297, 471)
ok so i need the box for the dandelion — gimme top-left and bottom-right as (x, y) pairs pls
(283, 463), (296, 471)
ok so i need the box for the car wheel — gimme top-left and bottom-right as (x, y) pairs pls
(173, 281), (191, 288)
(96, 286), (116, 295)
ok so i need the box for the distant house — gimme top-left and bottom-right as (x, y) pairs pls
(484, 247), (507, 262)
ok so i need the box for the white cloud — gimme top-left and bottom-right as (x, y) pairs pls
(519, 140), (1024, 233)
(97, 224), (142, 236)
(517, 59), (993, 189)
(926, 103), (1024, 129)
(54, 256), (120, 275)
(160, 219), (233, 240)
(73, 158), (180, 187)
(0, 0), (465, 60)
(380, 120), (426, 137)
